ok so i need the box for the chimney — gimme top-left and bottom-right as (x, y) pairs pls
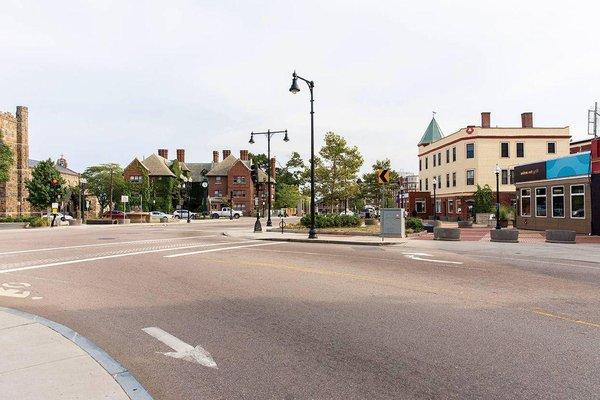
(223, 149), (231, 159)
(269, 157), (276, 179)
(521, 112), (533, 128)
(158, 149), (168, 159)
(212, 151), (219, 163)
(481, 112), (491, 128)
(176, 149), (185, 163)
(240, 150), (249, 161)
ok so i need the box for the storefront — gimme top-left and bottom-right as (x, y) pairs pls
(514, 152), (592, 234)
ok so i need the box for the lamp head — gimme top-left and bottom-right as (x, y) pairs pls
(249, 133), (255, 144)
(494, 164), (501, 174)
(283, 130), (289, 142)
(289, 71), (300, 93)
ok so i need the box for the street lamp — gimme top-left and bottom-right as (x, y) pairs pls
(289, 70), (317, 239)
(432, 177), (437, 221)
(494, 164), (501, 229)
(400, 184), (405, 209)
(79, 177), (87, 223)
(183, 180), (191, 223)
(249, 129), (289, 227)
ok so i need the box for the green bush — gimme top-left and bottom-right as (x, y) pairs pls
(28, 217), (50, 228)
(300, 213), (361, 228)
(406, 217), (424, 232)
(0, 216), (36, 223)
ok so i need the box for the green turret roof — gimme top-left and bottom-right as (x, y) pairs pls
(418, 117), (444, 146)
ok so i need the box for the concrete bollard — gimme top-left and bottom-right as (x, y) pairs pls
(457, 221), (473, 228)
(434, 227), (461, 241)
(490, 229), (519, 243)
(545, 230), (576, 244)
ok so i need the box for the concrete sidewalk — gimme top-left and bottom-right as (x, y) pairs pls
(224, 229), (406, 246)
(0, 308), (150, 400)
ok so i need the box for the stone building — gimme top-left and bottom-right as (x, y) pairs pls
(0, 106), (30, 217)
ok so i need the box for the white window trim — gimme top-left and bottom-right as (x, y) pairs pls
(466, 169), (475, 186)
(415, 199), (426, 213)
(535, 187), (547, 218)
(448, 199), (454, 213)
(466, 142), (475, 159)
(435, 199), (442, 213)
(520, 188), (531, 217)
(500, 142), (510, 158)
(551, 186), (565, 219)
(570, 184), (585, 219)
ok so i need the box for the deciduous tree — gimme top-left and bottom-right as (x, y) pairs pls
(25, 159), (65, 210)
(82, 164), (126, 213)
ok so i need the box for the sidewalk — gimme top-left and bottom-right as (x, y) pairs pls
(0, 308), (150, 400)
(224, 229), (406, 246)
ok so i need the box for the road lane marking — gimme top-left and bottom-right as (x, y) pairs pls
(533, 309), (600, 329)
(470, 254), (600, 270)
(0, 282), (31, 298)
(142, 327), (217, 368)
(0, 242), (244, 274)
(164, 242), (284, 258)
(402, 252), (463, 265)
(0, 235), (217, 256)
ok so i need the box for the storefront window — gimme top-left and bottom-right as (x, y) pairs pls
(520, 188), (531, 216)
(415, 200), (426, 213)
(448, 200), (454, 213)
(571, 185), (585, 219)
(552, 187), (564, 218)
(435, 200), (442, 213)
(535, 188), (546, 217)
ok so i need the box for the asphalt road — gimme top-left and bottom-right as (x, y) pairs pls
(1, 219), (599, 399)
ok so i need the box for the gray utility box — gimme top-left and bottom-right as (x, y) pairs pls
(380, 208), (405, 238)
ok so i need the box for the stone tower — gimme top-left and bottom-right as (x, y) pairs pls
(0, 106), (30, 216)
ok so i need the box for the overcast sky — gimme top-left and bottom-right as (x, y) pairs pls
(1, 1), (598, 174)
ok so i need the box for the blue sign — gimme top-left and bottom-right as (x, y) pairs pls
(546, 153), (590, 179)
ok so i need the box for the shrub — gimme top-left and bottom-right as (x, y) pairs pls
(406, 217), (424, 232)
(300, 213), (360, 228)
(0, 216), (36, 223)
(28, 217), (50, 228)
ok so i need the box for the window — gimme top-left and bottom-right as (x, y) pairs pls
(437, 153), (441, 165)
(535, 188), (547, 217)
(446, 173), (450, 188)
(215, 176), (222, 183)
(452, 172), (456, 187)
(415, 200), (426, 213)
(500, 142), (509, 158)
(466, 170), (475, 186)
(233, 190), (246, 197)
(520, 188), (531, 216)
(129, 175), (142, 182)
(419, 159), (422, 171)
(435, 200), (442, 213)
(466, 143), (475, 159)
(433, 154), (437, 167)
(452, 147), (456, 162)
(552, 187), (565, 218)
(446, 149), (450, 163)
(419, 179), (422, 191)
(516, 142), (524, 158)
(214, 190), (222, 197)
(510, 169), (515, 184)
(448, 200), (454, 213)
(234, 203), (247, 211)
(233, 176), (246, 184)
(425, 178), (428, 191)
(425, 157), (428, 169)
(501, 169), (508, 185)
(547, 142), (556, 154)
(571, 185), (585, 219)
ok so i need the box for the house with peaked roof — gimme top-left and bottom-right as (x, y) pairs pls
(207, 149), (275, 216)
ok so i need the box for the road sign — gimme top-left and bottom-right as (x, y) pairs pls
(377, 169), (390, 184)
(121, 195), (129, 203)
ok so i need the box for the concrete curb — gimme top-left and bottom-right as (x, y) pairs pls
(253, 237), (403, 246)
(0, 307), (153, 400)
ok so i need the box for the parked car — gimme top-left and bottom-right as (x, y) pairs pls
(149, 211), (171, 222)
(339, 209), (355, 216)
(358, 206), (377, 219)
(102, 210), (126, 220)
(211, 207), (242, 219)
(42, 212), (73, 221)
(173, 209), (197, 220)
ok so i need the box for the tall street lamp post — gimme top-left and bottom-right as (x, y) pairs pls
(400, 184), (405, 209)
(495, 164), (501, 230)
(432, 177), (437, 221)
(289, 71), (317, 239)
(79, 177), (87, 223)
(249, 129), (289, 227)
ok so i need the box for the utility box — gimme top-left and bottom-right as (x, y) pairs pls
(380, 208), (405, 238)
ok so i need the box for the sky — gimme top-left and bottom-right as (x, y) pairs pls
(1, 0), (599, 175)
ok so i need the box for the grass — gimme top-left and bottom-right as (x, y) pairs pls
(283, 222), (381, 235)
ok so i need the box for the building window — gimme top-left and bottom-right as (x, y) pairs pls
(214, 190), (222, 197)
(233, 176), (246, 184)
(433, 154), (437, 167)
(446, 173), (450, 188)
(516, 142), (524, 158)
(234, 203), (247, 211)
(520, 188), (531, 217)
(466, 143), (475, 159)
(419, 159), (422, 171)
(466, 169), (475, 186)
(510, 169), (515, 184)
(500, 142), (509, 158)
(571, 185), (585, 219)
(233, 190), (246, 197)
(501, 169), (508, 185)
(448, 200), (454, 213)
(419, 179), (422, 191)
(446, 149), (450, 163)
(425, 157), (428, 169)
(415, 200), (426, 213)
(452, 172), (456, 187)
(535, 188), (547, 217)
(452, 147), (456, 162)
(435, 200), (442, 213)
(552, 186), (564, 218)
(547, 142), (556, 154)
(437, 153), (441, 165)
(129, 175), (142, 182)
(425, 178), (428, 191)
(215, 176), (222, 184)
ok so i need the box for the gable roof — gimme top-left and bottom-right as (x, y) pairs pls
(140, 154), (176, 177)
(28, 159), (80, 176)
(418, 117), (444, 146)
(206, 154), (246, 176)
(187, 162), (214, 182)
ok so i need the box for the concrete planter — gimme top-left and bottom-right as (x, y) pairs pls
(433, 227), (461, 241)
(117, 219), (131, 224)
(68, 219), (82, 226)
(545, 230), (576, 244)
(0, 222), (27, 230)
(86, 219), (118, 225)
(490, 229), (519, 243)
(457, 220), (473, 228)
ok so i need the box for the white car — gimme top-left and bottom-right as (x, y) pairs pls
(339, 210), (355, 216)
(42, 212), (73, 221)
(173, 209), (197, 219)
(149, 211), (171, 222)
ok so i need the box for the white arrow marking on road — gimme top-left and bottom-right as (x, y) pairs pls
(402, 252), (463, 265)
(142, 327), (218, 369)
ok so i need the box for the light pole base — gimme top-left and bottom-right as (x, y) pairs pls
(266, 218), (272, 227)
(254, 218), (262, 232)
(308, 228), (317, 239)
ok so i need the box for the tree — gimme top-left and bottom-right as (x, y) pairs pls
(314, 132), (363, 212)
(358, 159), (399, 209)
(82, 164), (126, 213)
(248, 152), (269, 171)
(25, 159), (65, 210)
(274, 183), (301, 209)
(276, 151), (306, 187)
(473, 184), (494, 213)
(0, 130), (13, 183)
(170, 159), (183, 210)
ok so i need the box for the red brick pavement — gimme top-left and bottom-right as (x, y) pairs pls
(413, 227), (600, 244)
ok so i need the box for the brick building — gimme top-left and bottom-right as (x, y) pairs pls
(0, 106), (30, 217)
(206, 149), (274, 216)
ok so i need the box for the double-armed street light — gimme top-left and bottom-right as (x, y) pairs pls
(249, 129), (289, 227)
(289, 70), (317, 239)
(494, 164), (501, 230)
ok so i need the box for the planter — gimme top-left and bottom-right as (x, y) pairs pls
(545, 230), (576, 244)
(490, 229), (519, 243)
(68, 219), (82, 226)
(364, 218), (378, 226)
(433, 227), (461, 241)
(117, 219), (131, 224)
(0, 222), (28, 230)
(86, 219), (118, 225)
(457, 220), (473, 228)
(499, 219), (509, 228)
